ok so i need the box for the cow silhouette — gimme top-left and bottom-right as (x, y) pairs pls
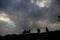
(46, 27), (49, 32)
(23, 29), (30, 34)
(26, 29), (30, 34)
(23, 29), (26, 34)
(37, 29), (40, 33)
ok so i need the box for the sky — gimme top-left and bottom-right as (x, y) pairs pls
(0, 0), (60, 36)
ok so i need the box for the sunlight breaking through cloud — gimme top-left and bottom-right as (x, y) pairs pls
(0, 12), (16, 36)
(36, 0), (52, 8)
(0, 13), (10, 22)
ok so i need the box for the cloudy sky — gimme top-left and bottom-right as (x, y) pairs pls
(0, 0), (60, 36)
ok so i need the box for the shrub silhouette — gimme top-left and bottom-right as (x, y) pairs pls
(58, 15), (60, 22)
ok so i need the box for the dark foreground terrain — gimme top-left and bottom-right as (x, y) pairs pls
(0, 31), (60, 40)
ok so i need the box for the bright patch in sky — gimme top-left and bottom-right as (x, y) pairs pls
(36, 0), (51, 8)
(0, 12), (16, 27)
(0, 13), (10, 22)
(36, 0), (46, 7)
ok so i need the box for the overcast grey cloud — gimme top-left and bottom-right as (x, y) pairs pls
(0, 0), (60, 36)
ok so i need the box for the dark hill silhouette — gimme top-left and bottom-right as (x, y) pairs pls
(0, 30), (60, 40)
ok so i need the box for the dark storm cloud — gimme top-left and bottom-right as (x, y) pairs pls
(0, 0), (49, 20)
(0, 0), (11, 9)
(53, 0), (60, 5)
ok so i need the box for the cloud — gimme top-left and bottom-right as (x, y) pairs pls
(0, 0), (60, 36)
